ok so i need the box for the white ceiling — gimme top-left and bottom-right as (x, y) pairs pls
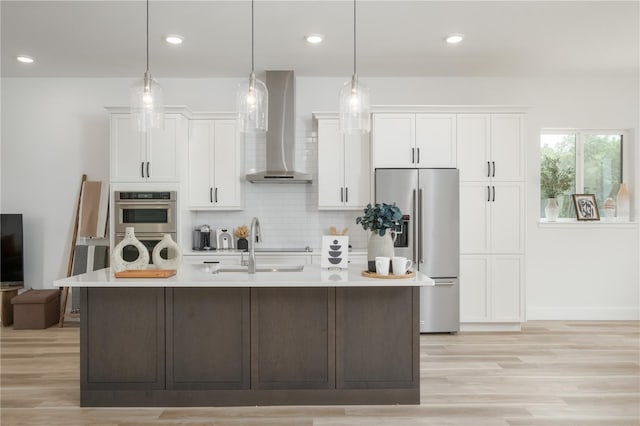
(2, 1), (638, 78)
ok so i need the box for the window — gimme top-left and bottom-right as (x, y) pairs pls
(540, 130), (625, 219)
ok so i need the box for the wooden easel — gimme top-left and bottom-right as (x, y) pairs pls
(59, 174), (86, 327)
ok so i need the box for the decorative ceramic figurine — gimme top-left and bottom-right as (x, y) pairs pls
(111, 227), (149, 272)
(152, 233), (182, 269)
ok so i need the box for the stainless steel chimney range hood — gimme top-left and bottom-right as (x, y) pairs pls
(246, 71), (312, 184)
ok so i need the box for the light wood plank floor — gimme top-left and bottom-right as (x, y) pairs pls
(1, 321), (638, 425)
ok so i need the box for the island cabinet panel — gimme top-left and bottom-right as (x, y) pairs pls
(166, 288), (250, 390)
(336, 287), (419, 389)
(81, 288), (165, 390)
(251, 288), (335, 389)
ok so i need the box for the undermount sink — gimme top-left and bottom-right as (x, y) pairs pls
(214, 264), (305, 273)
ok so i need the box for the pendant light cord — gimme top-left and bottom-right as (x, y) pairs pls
(146, 0), (149, 73)
(353, 0), (357, 75)
(251, 0), (255, 73)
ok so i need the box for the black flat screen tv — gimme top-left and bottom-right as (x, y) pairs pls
(1, 213), (24, 287)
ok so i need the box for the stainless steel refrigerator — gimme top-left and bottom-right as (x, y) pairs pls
(375, 168), (459, 333)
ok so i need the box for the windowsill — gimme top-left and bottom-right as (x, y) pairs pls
(538, 218), (638, 228)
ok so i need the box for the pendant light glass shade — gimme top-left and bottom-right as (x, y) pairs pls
(339, 0), (370, 134)
(131, 71), (164, 132)
(130, 0), (164, 133)
(339, 74), (371, 134)
(237, 0), (268, 133)
(237, 72), (268, 133)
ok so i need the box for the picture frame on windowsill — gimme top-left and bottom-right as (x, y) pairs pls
(572, 194), (600, 221)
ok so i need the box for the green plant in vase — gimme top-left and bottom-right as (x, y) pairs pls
(356, 203), (402, 272)
(540, 155), (574, 221)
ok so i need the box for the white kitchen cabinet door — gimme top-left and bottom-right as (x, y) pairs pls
(212, 120), (241, 208)
(415, 114), (457, 167)
(460, 255), (490, 322)
(490, 183), (524, 254)
(188, 119), (242, 210)
(110, 115), (146, 182)
(456, 114), (491, 181)
(343, 131), (371, 209)
(188, 120), (215, 208)
(110, 114), (184, 183)
(490, 114), (525, 181)
(372, 113), (415, 168)
(490, 255), (523, 322)
(459, 183), (491, 254)
(317, 118), (370, 210)
(318, 120), (346, 208)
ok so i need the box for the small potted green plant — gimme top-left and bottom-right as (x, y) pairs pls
(356, 203), (402, 272)
(540, 155), (574, 221)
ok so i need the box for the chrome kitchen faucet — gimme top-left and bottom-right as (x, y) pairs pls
(248, 217), (261, 274)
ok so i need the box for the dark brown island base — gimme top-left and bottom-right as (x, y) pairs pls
(57, 264), (432, 407)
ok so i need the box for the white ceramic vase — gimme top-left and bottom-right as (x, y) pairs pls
(367, 231), (395, 273)
(544, 198), (559, 222)
(152, 233), (183, 269)
(111, 227), (149, 272)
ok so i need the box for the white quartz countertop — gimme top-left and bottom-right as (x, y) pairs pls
(53, 263), (434, 288)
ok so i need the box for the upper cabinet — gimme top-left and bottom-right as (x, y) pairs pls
(372, 113), (457, 168)
(316, 116), (371, 210)
(457, 114), (525, 182)
(110, 113), (187, 183)
(188, 119), (242, 210)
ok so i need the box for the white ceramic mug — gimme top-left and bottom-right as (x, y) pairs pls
(392, 256), (413, 275)
(375, 256), (390, 276)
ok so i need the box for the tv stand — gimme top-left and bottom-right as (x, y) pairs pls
(0, 286), (22, 326)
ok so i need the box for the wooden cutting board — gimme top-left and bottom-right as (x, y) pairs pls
(115, 269), (177, 278)
(361, 270), (416, 279)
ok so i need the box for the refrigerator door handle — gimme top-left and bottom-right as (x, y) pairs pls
(412, 189), (418, 263)
(418, 188), (424, 264)
(434, 281), (456, 286)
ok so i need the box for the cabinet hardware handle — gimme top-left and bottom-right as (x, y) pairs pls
(487, 186), (491, 202)
(141, 162), (144, 178)
(412, 148), (415, 164)
(418, 188), (424, 264)
(146, 162), (150, 178)
(345, 187), (349, 203)
(492, 161), (495, 177)
(210, 187), (213, 203)
(341, 187), (344, 203)
(492, 185), (496, 202)
(412, 189), (418, 263)
(417, 148), (420, 164)
(487, 161), (491, 177)
(215, 188), (218, 203)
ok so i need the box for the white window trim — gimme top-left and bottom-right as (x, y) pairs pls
(539, 128), (634, 224)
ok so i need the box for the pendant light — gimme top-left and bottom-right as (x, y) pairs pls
(237, 0), (268, 133)
(339, 0), (370, 134)
(130, 0), (164, 132)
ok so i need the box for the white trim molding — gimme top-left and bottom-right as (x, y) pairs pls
(527, 307), (640, 321)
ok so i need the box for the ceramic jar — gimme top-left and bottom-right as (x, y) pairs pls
(544, 198), (559, 222)
(152, 234), (183, 269)
(111, 227), (149, 272)
(367, 231), (395, 272)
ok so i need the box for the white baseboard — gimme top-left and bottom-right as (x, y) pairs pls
(527, 307), (640, 320)
(460, 323), (522, 332)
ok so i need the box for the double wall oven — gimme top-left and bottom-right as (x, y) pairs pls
(114, 191), (177, 264)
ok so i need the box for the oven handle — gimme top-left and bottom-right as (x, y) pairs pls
(116, 202), (174, 207)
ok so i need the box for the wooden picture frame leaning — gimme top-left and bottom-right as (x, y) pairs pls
(572, 194), (600, 221)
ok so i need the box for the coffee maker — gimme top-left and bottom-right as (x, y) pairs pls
(193, 225), (213, 250)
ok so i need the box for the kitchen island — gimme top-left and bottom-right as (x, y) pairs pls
(54, 263), (433, 407)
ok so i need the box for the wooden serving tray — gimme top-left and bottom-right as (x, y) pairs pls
(115, 269), (176, 278)
(362, 270), (416, 279)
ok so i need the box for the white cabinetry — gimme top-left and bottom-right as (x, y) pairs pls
(316, 115), (371, 210)
(372, 113), (457, 168)
(457, 112), (526, 327)
(188, 118), (242, 210)
(109, 112), (187, 183)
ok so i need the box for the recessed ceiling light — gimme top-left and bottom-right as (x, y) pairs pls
(445, 34), (464, 44)
(305, 34), (324, 44)
(16, 55), (34, 63)
(165, 35), (184, 45)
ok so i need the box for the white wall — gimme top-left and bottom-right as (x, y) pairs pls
(2, 75), (638, 319)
